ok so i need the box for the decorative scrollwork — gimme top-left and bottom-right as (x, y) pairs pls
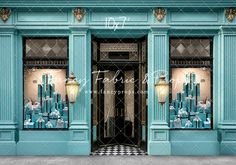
(73, 8), (85, 22)
(154, 8), (166, 22)
(225, 8), (236, 22)
(0, 8), (11, 23)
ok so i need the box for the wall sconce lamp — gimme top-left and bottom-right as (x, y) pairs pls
(66, 73), (80, 104)
(155, 73), (169, 105)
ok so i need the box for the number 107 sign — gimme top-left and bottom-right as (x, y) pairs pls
(105, 16), (129, 31)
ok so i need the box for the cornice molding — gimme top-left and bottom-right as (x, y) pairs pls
(1, 0), (236, 8)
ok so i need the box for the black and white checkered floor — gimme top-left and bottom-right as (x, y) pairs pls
(92, 145), (147, 156)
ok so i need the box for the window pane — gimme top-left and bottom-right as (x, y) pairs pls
(23, 37), (69, 130)
(170, 38), (211, 57)
(25, 38), (67, 58)
(170, 68), (212, 129)
(24, 69), (68, 129)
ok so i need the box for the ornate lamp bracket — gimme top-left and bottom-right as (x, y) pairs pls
(73, 8), (85, 22)
(225, 8), (236, 22)
(154, 8), (166, 22)
(0, 8), (11, 23)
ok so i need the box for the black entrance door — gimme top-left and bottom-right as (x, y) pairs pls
(91, 37), (147, 150)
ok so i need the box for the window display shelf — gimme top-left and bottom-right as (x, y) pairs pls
(24, 73), (69, 129)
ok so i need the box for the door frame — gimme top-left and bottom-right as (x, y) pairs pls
(90, 36), (148, 151)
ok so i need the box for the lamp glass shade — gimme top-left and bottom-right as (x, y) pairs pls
(155, 74), (169, 105)
(66, 73), (80, 103)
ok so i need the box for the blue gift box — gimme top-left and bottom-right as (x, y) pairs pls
(42, 100), (47, 113)
(185, 120), (193, 128)
(185, 74), (190, 83)
(189, 115), (195, 121)
(170, 120), (174, 128)
(178, 109), (188, 117)
(181, 118), (188, 127)
(24, 106), (31, 115)
(190, 73), (196, 83)
(45, 120), (54, 128)
(53, 92), (57, 103)
(24, 119), (35, 129)
(193, 116), (203, 128)
(38, 84), (42, 99)
(63, 107), (68, 117)
(203, 121), (211, 128)
(61, 116), (68, 121)
(35, 117), (45, 128)
(174, 118), (181, 128)
(50, 119), (57, 127)
(57, 93), (61, 102)
(56, 119), (64, 128)
(42, 84), (46, 98)
(42, 113), (49, 123)
(170, 106), (176, 115)
(207, 114), (212, 120)
(64, 121), (68, 129)
(205, 106), (211, 113)
(177, 92), (181, 102)
(25, 114), (31, 120)
(198, 112), (207, 122)
(31, 113), (40, 122)
(24, 122), (35, 129)
(49, 110), (60, 119)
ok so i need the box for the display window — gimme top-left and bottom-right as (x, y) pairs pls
(23, 37), (69, 129)
(169, 38), (213, 129)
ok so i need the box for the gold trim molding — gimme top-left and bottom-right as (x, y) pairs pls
(0, 8), (11, 23)
(225, 8), (236, 22)
(154, 8), (166, 22)
(73, 8), (85, 22)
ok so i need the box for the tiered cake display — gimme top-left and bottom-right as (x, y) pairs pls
(24, 74), (68, 129)
(170, 72), (211, 129)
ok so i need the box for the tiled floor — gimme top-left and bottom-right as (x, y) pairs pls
(92, 144), (147, 156)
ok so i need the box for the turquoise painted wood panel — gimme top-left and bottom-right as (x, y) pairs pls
(70, 34), (87, 122)
(220, 129), (236, 155)
(152, 130), (168, 141)
(152, 32), (169, 123)
(68, 28), (91, 155)
(1, 0), (235, 8)
(223, 35), (236, 122)
(170, 130), (219, 155)
(0, 131), (14, 141)
(89, 9), (150, 25)
(0, 33), (17, 155)
(169, 11), (219, 23)
(148, 28), (171, 155)
(16, 10), (70, 24)
(213, 35), (220, 129)
(69, 28), (91, 124)
(0, 34), (15, 123)
(222, 130), (236, 141)
(18, 131), (69, 141)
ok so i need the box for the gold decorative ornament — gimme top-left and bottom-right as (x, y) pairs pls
(0, 8), (11, 22)
(155, 73), (169, 105)
(225, 8), (236, 22)
(66, 72), (80, 104)
(154, 8), (166, 22)
(73, 8), (85, 22)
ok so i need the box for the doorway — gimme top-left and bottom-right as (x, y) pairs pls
(91, 37), (147, 154)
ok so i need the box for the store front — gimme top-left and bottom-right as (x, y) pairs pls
(0, 0), (236, 156)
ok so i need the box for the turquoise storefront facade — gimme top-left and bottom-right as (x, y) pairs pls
(0, 0), (236, 155)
